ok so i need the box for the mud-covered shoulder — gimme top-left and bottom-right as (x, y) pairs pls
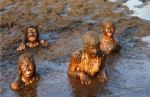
(71, 48), (83, 63)
(10, 78), (24, 90)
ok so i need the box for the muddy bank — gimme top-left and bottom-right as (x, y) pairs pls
(0, 0), (150, 97)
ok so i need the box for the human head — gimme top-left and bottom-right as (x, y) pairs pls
(18, 53), (36, 79)
(83, 31), (100, 55)
(25, 26), (39, 43)
(102, 18), (115, 38)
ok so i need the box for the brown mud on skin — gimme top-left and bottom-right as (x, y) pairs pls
(0, 0), (150, 97)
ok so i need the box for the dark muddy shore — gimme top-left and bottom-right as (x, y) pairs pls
(0, 0), (150, 97)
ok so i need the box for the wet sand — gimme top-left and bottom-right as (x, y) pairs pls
(0, 0), (150, 97)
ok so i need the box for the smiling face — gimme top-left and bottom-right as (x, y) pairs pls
(85, 44), (99, 56)
(83, 31), (100, 56)
(84, 42), (101, 76)
(27, 28), (38, 43)
(20, 59), (34, 78)
(103, 23), (115, 38)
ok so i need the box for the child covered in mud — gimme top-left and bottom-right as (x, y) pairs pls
(68, 31), (107, 85)
(100, 19), (121, 55)
(10, 53), (40, 90)
(17, 26), (48, 51)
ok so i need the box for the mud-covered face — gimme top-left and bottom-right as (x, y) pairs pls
(27, 28), (37, 43)
(103, 24), (115, 38)
(85, 44), (99, 56)
(21, 60), (34, 78)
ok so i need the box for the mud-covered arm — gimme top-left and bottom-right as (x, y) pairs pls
(68, 53), (88, 77)
(97, 55), (107, 82)
(16, 43), (26, 51)
(106, 47), (114, 55)
(40, 40), (48, 47)
(67, 54), (81, 78)
(106, 40), (121, 55)
(68, 54), (91, 85)
(99, 55), (106, 70)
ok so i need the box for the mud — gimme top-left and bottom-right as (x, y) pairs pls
(0, 0), (150, 97)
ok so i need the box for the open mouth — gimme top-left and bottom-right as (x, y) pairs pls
(25, 71), (31, 75)
(29, 36), (36, 41)
(29, 36), (36, 39)
(107, 32), (112, 36)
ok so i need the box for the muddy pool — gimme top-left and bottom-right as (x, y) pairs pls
(0, 0), (150, 97)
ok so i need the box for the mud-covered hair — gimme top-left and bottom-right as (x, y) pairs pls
(102, 18), (115, 28)
(18, 53), (36, 78)
(24, 26), (39, 43)
(83, 31), (100, 48)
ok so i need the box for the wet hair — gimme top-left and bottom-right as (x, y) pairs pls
(102, 18), (115, 28)
(24, 26), (39, 43)
(83, 31), (100, 48)
(18, 53), (36, 78)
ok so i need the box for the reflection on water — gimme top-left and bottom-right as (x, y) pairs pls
(141, 36), (150, 47)
(123, 0), (150, 21)
(39, 32), (59, 43)
(17, 83), (38, 97)
(68, 77), (110, 97)
(36, 60), (111, 97)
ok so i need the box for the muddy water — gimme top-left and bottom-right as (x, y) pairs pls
(0, 0), (150, 97)
(1, 30), (150, 97)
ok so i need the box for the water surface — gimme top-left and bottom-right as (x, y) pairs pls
(123, 0), (150, 21)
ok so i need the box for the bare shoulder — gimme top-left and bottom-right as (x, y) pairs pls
(68, 48), (83, 73)
(71, 48), (83, 62)
(35, 73), (40, 81)
(10, 79), (21, 90)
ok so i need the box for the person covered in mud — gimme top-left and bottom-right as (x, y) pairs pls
(68, 31), (107, 85)
(10, 53), (40, 90)
(16, 26), (48, 51)
(100, 19), (121, 55)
